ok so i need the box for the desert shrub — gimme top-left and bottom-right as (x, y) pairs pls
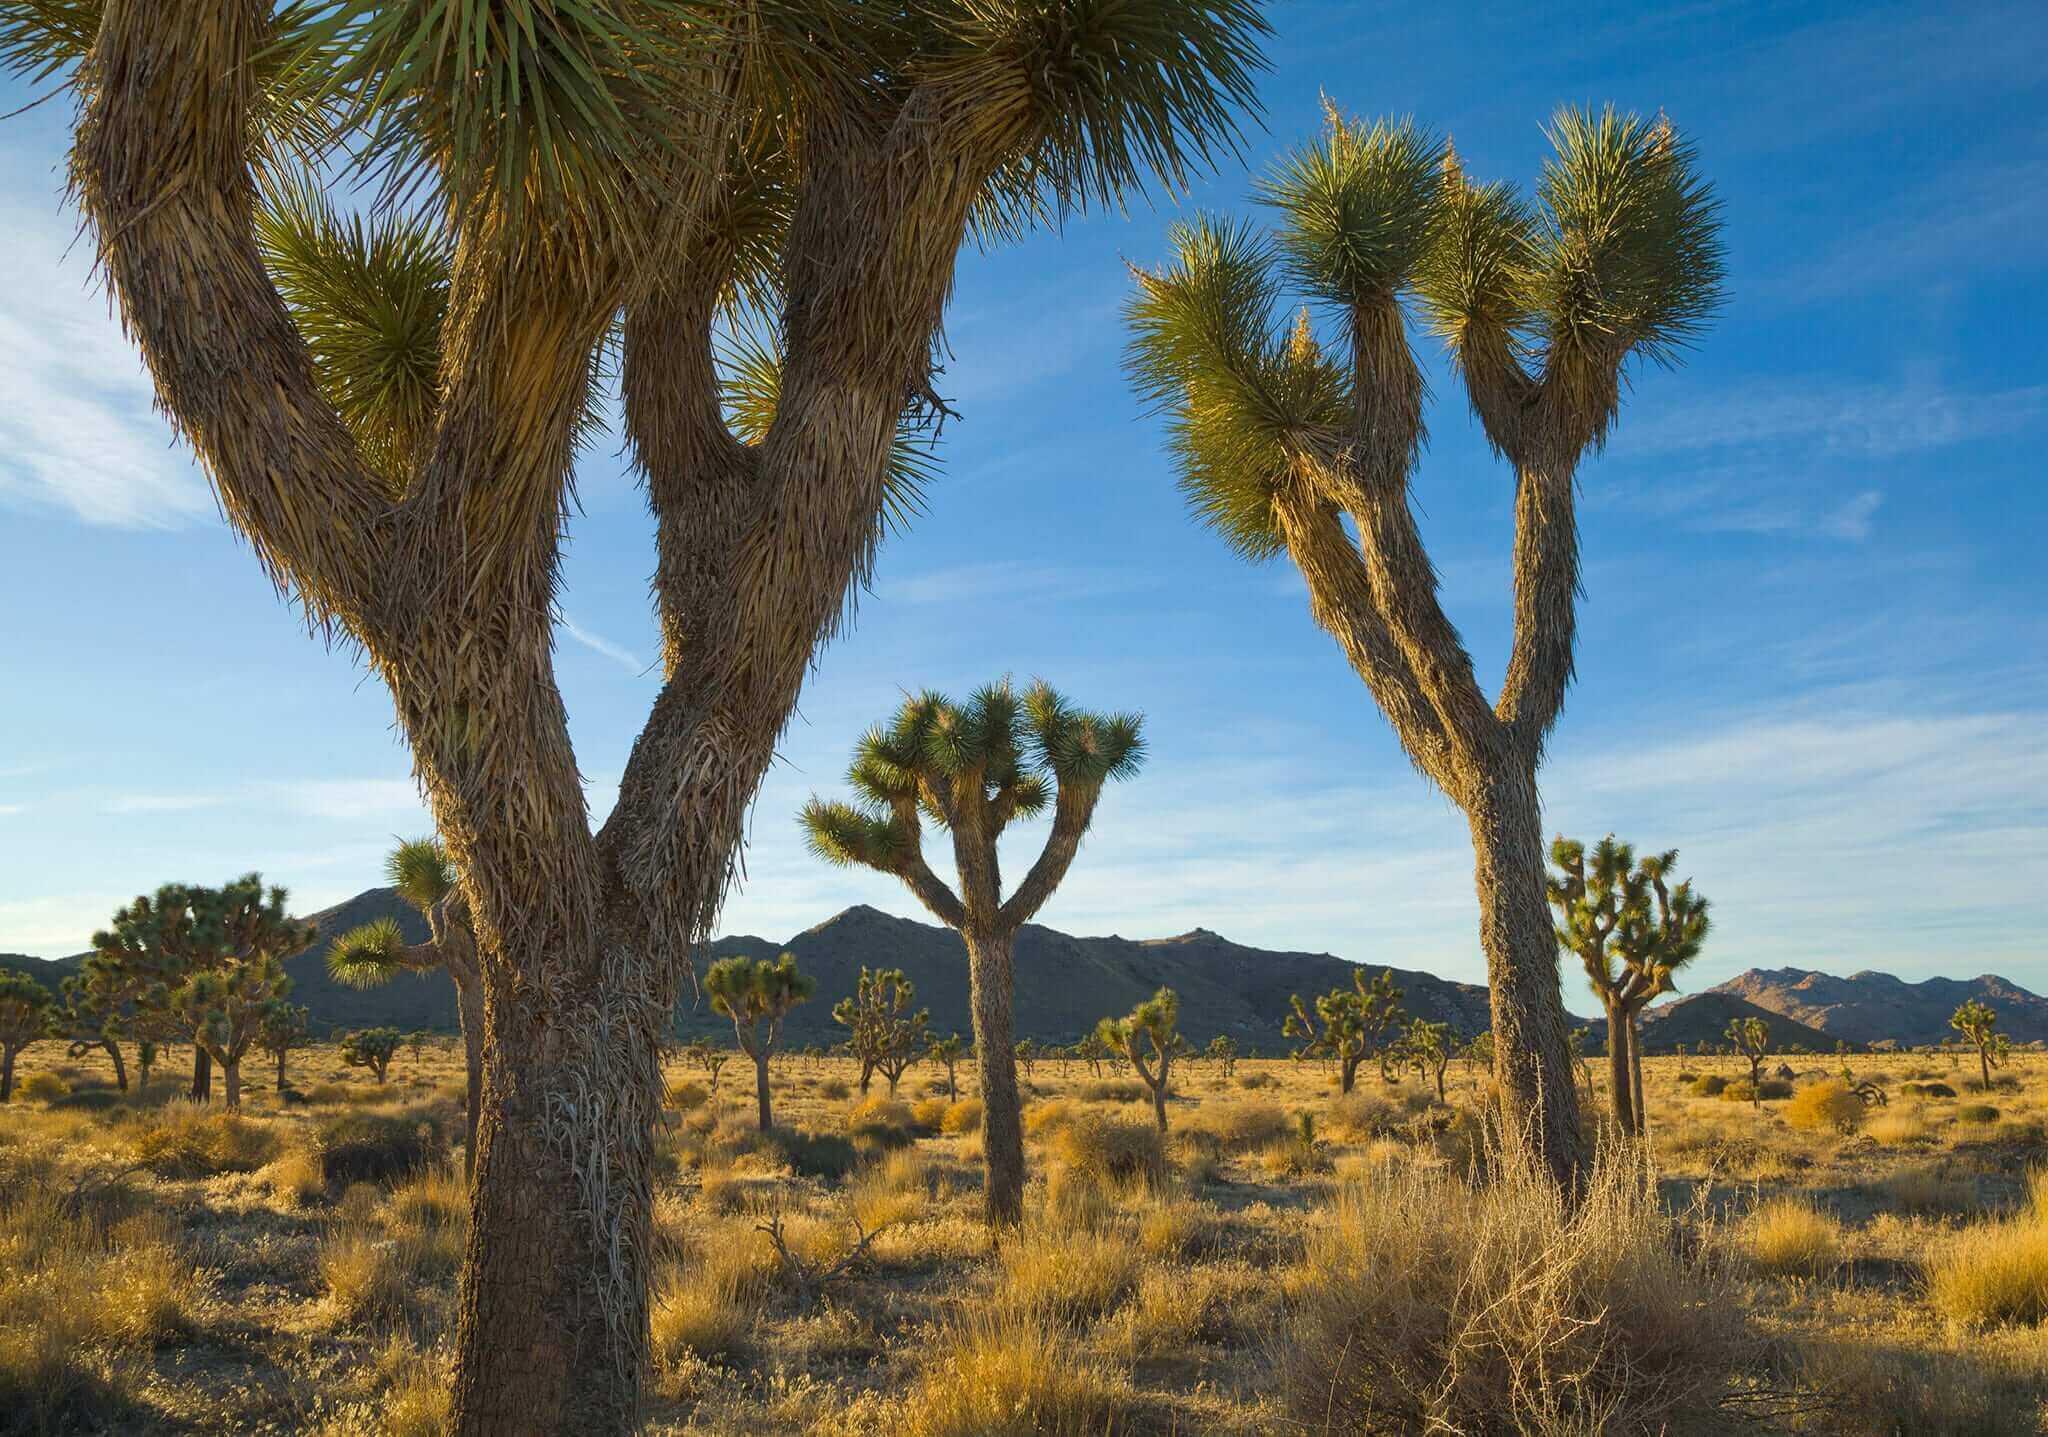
(18, 1072), (68, 1102)
(941, 1098), (983, 1135)
(1023, 1098), (1079, 1138)
(768, 1129), (860, 1182)
(665, 1080), (709, 1111)
(1138, 1199), (1212, 1260)
(910, 1097), (949, 1131)
(389, 1166), (467, 1234)
(1957, 1104), (2000, 1124)
(304, 1082), (352, 1104)
(1237, 1071), (1276, 1091)
(1901, 1081), (1957, 1100)
(1925, 1213), (2048, 1327)
(1879, 1164), (1977, 1215)
(649, 1231), (775, 1364)
(1785, 1080), (1867, 1133)
(1182, 1099), (1290, 1153)
(315, 1108), (446, 1188)
(263, 1149), (329, 1208)
(1691, 1074), (1729, 1097)
(48, 1088), (122, 1114)
(1079, 1079), (1145, 1103)
(1048, 1114), (1165, 1193)
(128, 1102), (279, 1177)
(1325, 1089), (1402, 1141)
(1864, 1108), (1931, 1145)
(846, 1096), (914, 1133)
(819, 1078), (851, 1101)
(1741, 1197), (1843, 1277)
(1281, 1155), (1742, 1434)
(319, 1220), (462, 1329)
(893, 1311), (1127, 1437)
(1720, 1078), (1790, 1102)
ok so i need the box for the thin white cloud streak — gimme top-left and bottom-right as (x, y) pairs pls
(0, 803), (25, 817)
(1615, 377), (2048, 464)
(0, 215), (214, 528)
(560, 616), (647, 674)
(103, 794), (223, 815)
(879, 561), (1152, 606)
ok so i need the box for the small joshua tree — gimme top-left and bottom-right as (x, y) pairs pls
(1548, 836), (1709, 1135)
(682, 1039), (732, 1097)
(1951, 1001), (2004, 1091)
(1406, 1019), (1454, 1102)
(928, 1033), (965, 1101)
(1014, 1039), (1039, 1081)
(172, 954), (292, 1109)
(0, 973), (54, 1102)
(329, 839), (485, 1171)
(802, 679), (1144, 1225)
(1100, 988), (1183, 1133)
(1463, 1030), (1495, 1073)
(1284, 968), (1405, 1094)
(705, 953), (815, 1131)
(342, 1028), (403, 1085)
(1206, 1034), (1239, 1084)
(833, 968), (929, 1097)
(259, 1003), (312, 1091)
(1076, 1031), (1109, 1078)
(1726, 1016), (1771, 1104)
(54, 971), (129, 1092)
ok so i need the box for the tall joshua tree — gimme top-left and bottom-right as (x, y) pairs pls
(329, 838), (485, 1172)
(0, 973), (53, 1102)
(89, 876), (312, 1102)
(2, 3), (1267, 1423)
(803, 680), (1145, 1224)
(704, 952), (814, 1130)
(1125, 106), (1722, 1188)
(174, 954), (293, 1109)
(1547, 836), (1709, 1135)
(1284, 967), (1405, 1094)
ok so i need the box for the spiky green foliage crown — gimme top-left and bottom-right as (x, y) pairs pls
(831, 966), (929, 1067)
(704, 951), (815, 1026)
(801, 677), (1143, 876)
(1284, 967), (1404, 1060)
(1126, 102), (1724, 554)
(1725, 1015), (1769, 1058)
(1950, 1000), (1998, 1045)
(1099, 986), (1181, 1062)
(1548, 835), (1710, 1008)
(0, 971), (54, 1046)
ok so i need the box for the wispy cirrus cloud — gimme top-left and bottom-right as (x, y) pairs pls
(1615, 376), (2048, 463)
(559, 615), (648, 675)
(880, 561), (1153, 606)
(0, 215), (214, 529)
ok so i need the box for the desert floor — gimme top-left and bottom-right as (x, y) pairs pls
(2, 1037), (2045, 1434)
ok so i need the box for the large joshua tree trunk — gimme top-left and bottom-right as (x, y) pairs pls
(221, 1055), (242, 1110)
(103, 1040), (128, 1092)
(1604, 997), (1636, 1134)
(964, 930), (1025, 1227)
(753, 1048), (773, 1131)
(1468, 767), (1585, 1187)
(190, 1048), (211, 1103)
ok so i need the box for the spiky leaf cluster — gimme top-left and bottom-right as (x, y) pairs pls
(1547, 835), (1709, 1012)
(341, 1026), (403, 1080)
(174, 953), (293, 1066)
(0, 972), (54, 1052)
(1099, 986), (1181, 1071)
(259, 1002), (313, 1060)
(1284, 967), (1405, 1065)
(831, 967), (928, 1078)
(704, 951), (814, 1058)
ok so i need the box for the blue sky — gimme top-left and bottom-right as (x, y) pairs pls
(2, 2), (2044, 1011)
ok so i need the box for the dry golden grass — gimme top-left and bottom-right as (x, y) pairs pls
(1925, 1181), (2048, 1328)
(2, 1042), (2046, 1433)
(1742, 1196), (1846, 1276)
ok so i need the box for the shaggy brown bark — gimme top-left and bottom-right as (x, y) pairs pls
(965, 929), (1025, 1224)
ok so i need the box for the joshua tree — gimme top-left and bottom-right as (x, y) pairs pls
(1100, 988), (1183, 1133)
(1951, 1001), (2004, 1091)
(174, 955), (292, 1109)
(1015, 1039), (1040, 1082)
(1547, 837), (1709, 1136)
(54, 971), (128, 1091)
(1463, 1031), (1495, 1073)
(1284, 968), (1406, 1094)
(1726, 1016), (1771, 1103)
(3, 2), (1268, 1419)
(803, 680), (1145, 1224)
(0, 972), (53, 1102)
(1206, 1034), (1239, 1084)
(682, 1039), (732, 1098)
(1125, 106), (1724, 1190)
(1405, 1019), (1454, 1102)
(260, 1003), (312, 1092)
(833, 968), (929, 1098)
(928, 1033), (965, 1101)
(329, 838), (486, 1171)
(342, 1028), (403, 1085)
(89, 876), (313, 1102)
(704, 953), (814, 1131)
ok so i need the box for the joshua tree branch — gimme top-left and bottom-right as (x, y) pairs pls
(1496, 455), (1580, 755)
(998, 781), (1100, 932)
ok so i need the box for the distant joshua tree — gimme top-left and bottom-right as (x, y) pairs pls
(258, 1002), (312, 1092)
(682, 1039), (732, 1098)
(704, 953), (814, 1130)
(1206, 1034), (1239, 1083)
(1405, 1019), (1454, 1102)
(1284, 969), (1405, 1094)
(802, 679), (1144, 1225)
(0, 973), (53, 1102)
(1099, 988), (1184, 1133)
(927, 1033), (965, 1101)
(1547, 836), (1709, 1136)
(1726, 1016), (1771, 1103)
(833, 968), (929, 1098)
(1124, 105), (1724, 1189)
(1950, 1001), (2006, 1091)
(342, 1028), (403, 1084)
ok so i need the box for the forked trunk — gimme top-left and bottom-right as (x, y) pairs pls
(753, 1050), (773, 1131)
(191, 1047), (212, 1102)
(964, 929), (1024, 1226)
(105, 1039), (128, 1092)
(1605, 997), (1636, 1135)
(1468, 766), (1587, 1191)
(1150, 1078), (1168, 1133)
(1340, 1053), (1361, 1094)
